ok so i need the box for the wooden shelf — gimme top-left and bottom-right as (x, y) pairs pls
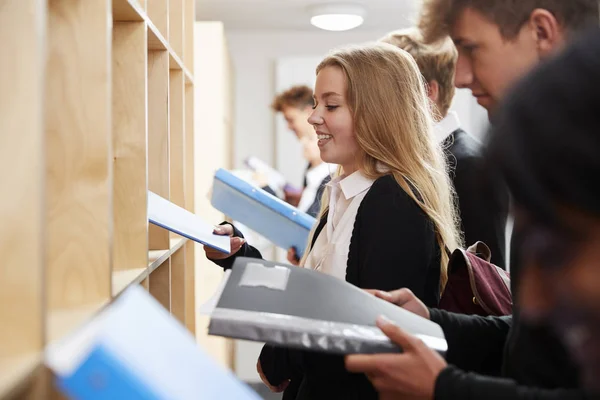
(112, 0), (144, 22)
(0, 353), (40, 399)
(1, 0), (197, 395)
(112, 268), (148, 296)
(148, 237), (187, 273)
(113, 0), (193, 82)
(47, 302), (109, 344)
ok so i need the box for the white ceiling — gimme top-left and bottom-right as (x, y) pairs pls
(196, 0), (422, 31)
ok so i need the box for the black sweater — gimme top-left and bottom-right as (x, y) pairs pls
(429, 220), (595, 399)
(213, 174), (441, 400)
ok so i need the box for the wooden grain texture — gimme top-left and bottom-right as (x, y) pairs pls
(184, 0), (194, 71)
(112, 22), (149, 274)
(0, 0), (45, 363)
(149, 259), (171, 310)
(147, 0), (168, 40)
(170, 246), (185, 323)
(169, 0), (183, 58)
(183, 83), (196, 334)
(45, 0), (112, 311)
(169, 70), (185, 209)
(184, 240), (196, 334)
(148, 50), (170, 250)
(112, 0), (144, 22)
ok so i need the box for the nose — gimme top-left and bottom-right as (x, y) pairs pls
(307, 107), (323, 127)
(454, 53), (474, 89)
(519, 265), (556, 323)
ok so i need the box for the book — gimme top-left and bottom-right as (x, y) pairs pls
(207, 257), (448, 355)
(147, 191), (230, 254)
(210, 168), (316, 256)
(46, 285), (261, 400)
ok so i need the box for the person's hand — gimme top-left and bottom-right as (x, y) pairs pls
(286, 247), (300, 266)
(284, 188), (303, 207)
(365, 288), (430, 320)
(203, 224), (245, 260)
(256, 359), (290, 393)
(345, 316), (446, 400)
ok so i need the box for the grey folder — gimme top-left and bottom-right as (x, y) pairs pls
(208, 257), (447, 355)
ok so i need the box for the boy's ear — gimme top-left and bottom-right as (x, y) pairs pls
(529, 8), (564, 57)
(427, 80), (440, 104)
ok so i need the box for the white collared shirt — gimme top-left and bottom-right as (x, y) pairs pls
(434, 111), (461, 144)
(296, 162), (335, 213)
(304, 170), (375, 280)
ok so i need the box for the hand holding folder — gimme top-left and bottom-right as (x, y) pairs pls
(205, 257), (447, 355)
(210, 168), (316, 256)
(147, 191), (231, 254)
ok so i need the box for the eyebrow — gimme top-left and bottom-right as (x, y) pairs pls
(315, 91), (342, 101)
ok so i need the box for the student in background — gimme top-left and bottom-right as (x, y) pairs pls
(380, 27), (508, 269)
(344, 1), (600, 399)
(204, 42), (462, 400)
(271, 85), (332, 210)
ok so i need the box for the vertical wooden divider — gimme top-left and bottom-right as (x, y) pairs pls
(184, 82), (196, 334)
(0, 1), (46, 397)
(170, 248), (186, 322)
(169, 70), (185, 209)
(112, 21), (149, 295)
(45, 0), (112, 342)
(169, 0), (183, 57)
(147, 0), (169, 38)
(148, 49), (170, 250)
(183, 0), (194, 71)
(149, 260), (171, 310)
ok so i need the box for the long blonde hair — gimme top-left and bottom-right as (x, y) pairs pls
(301, 42), (463, 291)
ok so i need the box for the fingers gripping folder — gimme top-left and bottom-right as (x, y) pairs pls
(204, 257), (448, 355)
(210, 168), (316, 256)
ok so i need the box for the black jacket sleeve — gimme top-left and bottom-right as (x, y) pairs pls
(210, 222), (263, 270)
(434, 366), (597, 400)
(351, 176), (439, 305)
(430, 308), (511, 375)
(454, 155), (509, 269)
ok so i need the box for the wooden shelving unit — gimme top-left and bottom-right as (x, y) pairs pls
(0, 0), (197, 397)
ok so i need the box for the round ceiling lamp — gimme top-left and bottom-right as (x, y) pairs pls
(309, 3), (366, 32)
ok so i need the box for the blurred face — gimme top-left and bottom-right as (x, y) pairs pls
(451, 7), (539, 113)
(282, 105), (313, 139)
(308, 66), (359, 174)
(299, 135), (322, 165)
(517, 209), (600, 391)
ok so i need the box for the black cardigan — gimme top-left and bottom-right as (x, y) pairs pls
(212, 174), (441, 400)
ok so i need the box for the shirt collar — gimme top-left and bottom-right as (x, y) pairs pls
(329, 170), (375, 200)
(434, 111), (461, 144)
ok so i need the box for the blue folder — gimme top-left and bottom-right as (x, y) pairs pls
(211, 168), (316, 256)
(46, 286), (261, 400)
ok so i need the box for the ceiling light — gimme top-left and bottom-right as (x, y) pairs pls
(309, 4), (366, 32)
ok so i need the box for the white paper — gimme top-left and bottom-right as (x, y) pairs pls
(147, 191), (231, 253)
(244, 156), (288, 191)
(239, 262), (290, 291)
